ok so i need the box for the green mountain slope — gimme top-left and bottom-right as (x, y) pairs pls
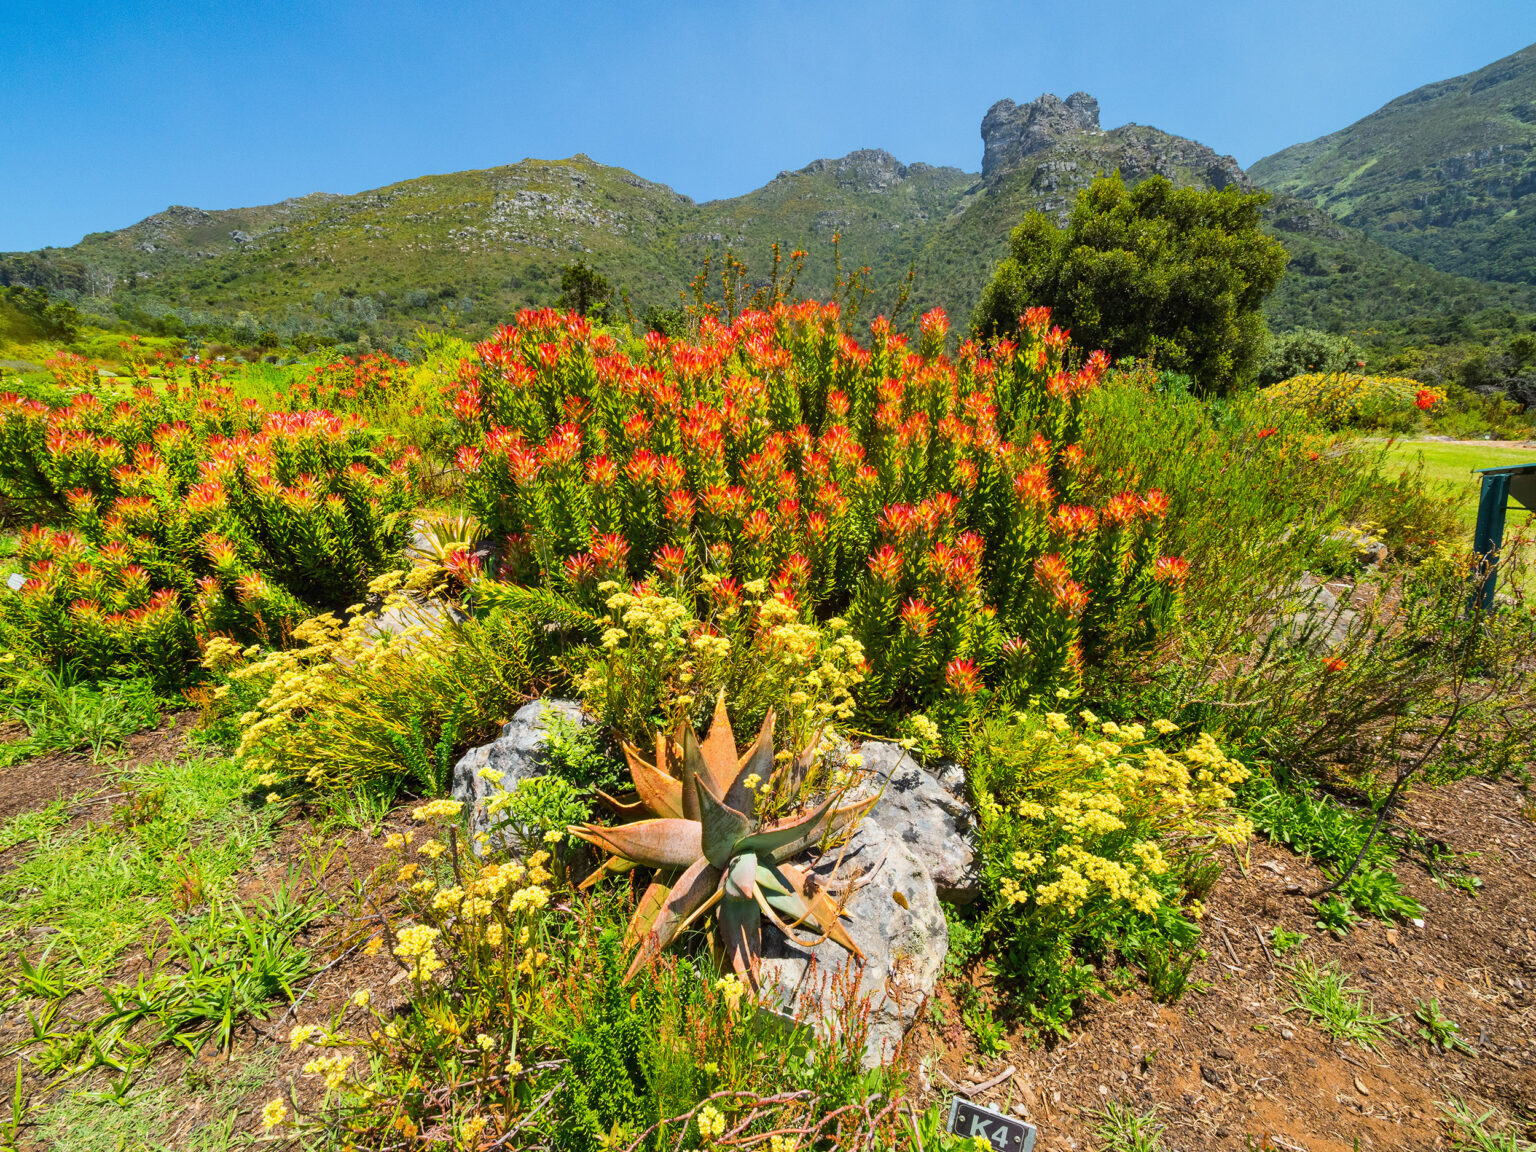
(5, 84), (1533, 349)
(1250, 42), (1536, 285)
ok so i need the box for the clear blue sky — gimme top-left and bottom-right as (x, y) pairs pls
(3, 0), (1534, 252)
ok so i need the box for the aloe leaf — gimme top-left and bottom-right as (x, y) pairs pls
(718, 895), (762, 990)
(762, 797), (873, 864)
(577, 855), (635, 890)
(738, 794), (836, 858)
(568, 818), (702, 869)
(724, 709), (775, 818)
(619, 740), (684, 819)
(697, 690), (739, 799)
(624, 857), (721, 981)
(695, 773), (751, 868)
(595, 788), (649, 820)
(723, 852), (758, 900)
(678, 722), (703, 824)
(624, 878), (674, 951)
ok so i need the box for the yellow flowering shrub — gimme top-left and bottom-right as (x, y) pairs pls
(970, 711), (1252, 1032)
(207, 585), (538, 796)
(1263, 371), (1443, 431)
(577, 576), (865, 767)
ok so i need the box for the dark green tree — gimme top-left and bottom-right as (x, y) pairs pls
(974, 174), (1288, 394)
(558, 260), (616, 320)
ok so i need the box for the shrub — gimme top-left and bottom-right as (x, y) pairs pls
(273, 800), (905, 1150)
(1258, 328), (1365, 386)
(969, 711), (1252, 1034)
(447, 302), (1187, 736)
(1262, 371), (1445, 431)
(973, 174), (1288, 395)
(0, 371), (422, 681)
(211, 579), (541, 797)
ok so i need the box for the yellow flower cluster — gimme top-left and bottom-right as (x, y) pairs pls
(986, 714), (1252, 924)
(393, 924), (443, 982)
(1264, 372), (1442, 429)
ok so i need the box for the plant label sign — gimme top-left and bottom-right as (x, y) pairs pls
(5, 573), (24, 591)
(947, 1097), (1037, 1152)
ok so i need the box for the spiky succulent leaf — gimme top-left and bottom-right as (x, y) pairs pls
(763, 798), (872, 864)
(619, 740), (684, 819)
(625, 876), (676, 951)
(624, 857), (722, 981)
(697, 692), (740, 800)
(718, 894), (763, 988)
(722, 710), (775, 818)
(737, 794), (837, 858)
(568, 818), (702, 869)
(696, 775), (752, 869)
(724, 852), (759, 901)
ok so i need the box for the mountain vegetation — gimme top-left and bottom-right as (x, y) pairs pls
(1251, 42), (1536, 286)
(6, 85), (1534, 354)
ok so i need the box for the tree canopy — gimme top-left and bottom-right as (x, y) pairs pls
(973, 174), (1288, 394)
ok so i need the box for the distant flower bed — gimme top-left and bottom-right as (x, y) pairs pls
(0, 357), (421, 686)
(1263, 371), (1443, 430)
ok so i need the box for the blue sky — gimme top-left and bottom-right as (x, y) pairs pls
(2, 0), (1533, 252)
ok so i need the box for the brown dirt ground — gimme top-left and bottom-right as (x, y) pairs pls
(2, 724), (1533, 1150)
(909, 774), (1536, 1152)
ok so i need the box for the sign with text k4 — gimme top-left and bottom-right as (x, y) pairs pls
(946, 1097), (1037, 1152)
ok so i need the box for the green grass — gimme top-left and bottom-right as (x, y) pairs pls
(1440, 1100), (1536, 1152)
(1378, 440), (1536, 531)
(1285, 959), (1398, 1051)
(0, 756), (277, 973)
(1093, 1102), (1167, 1152)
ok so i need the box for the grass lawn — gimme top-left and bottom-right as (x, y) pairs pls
(1377, 439), (1536, 531)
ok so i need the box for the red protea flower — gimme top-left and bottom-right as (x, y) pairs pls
(655, 544), (689, 580)
(540, 423), (583, 468)
(591, 533), (630, 577)
(1103, 492), (1142, 526)
(868, 545), (905, 586)
(1051, 504), (1099, 538)
(444, 549), (484, 585)
(772, 554), (811, 601)
(1414, 389), (1437, 411)
(742, 509), (774, 545)
(708, 576), (742, 610)
(1256, 427), (1278, 440)
(919, 307), (950, 343)
(944, 657), (981, 696)
(1322, 656), (1346, 674)
(663, 489), (696, 526)
(1050, 578), (1089, 617)
(537, 343), (563, 371)
(451, 388), (482, 422)
(1141, 489), (1170, 517)
(900, 597), (935, 637)
(1153, 556), (1190, 585)
(454, 446), (483, 473)
(1021, 306), (1052, 334)
(1014, 466), (1055, 509)
(562, 552), (597, 588)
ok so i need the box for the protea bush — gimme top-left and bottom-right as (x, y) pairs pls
(450, 302), (1186, 727)
(0, 373), (422, 680)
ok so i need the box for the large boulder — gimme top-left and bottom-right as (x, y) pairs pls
(851, 741), (979, 903)
(450, 699), (590, 846)
(759, 818), (948, 1068)
(1281, 574), (1357, 653)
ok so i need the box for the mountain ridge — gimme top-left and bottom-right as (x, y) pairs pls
(5, 85), (1533, 347)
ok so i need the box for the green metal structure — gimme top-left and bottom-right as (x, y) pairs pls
(1472, 461), (1536, 610)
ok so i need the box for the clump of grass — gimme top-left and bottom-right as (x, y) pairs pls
(1440, 1099), (1535, 1152)
(1285, 959), (1397, 1051)
(1416, 999), (1477, 1056)
(1093, 1101), (1166, 1152)
(0, 664), (161, 767)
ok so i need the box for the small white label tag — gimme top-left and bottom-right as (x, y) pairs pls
(5, 573), (25, 591)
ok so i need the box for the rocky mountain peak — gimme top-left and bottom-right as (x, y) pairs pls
(981, 92), (1102, 177)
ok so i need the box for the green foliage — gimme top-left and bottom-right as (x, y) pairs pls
(1440, 1100), (1535, 1152)
(1269, 924), (1308, 956)
(974, 175), (1288, 394)
(1285, 959), (1397, 1051)
(1093, 1101), (1167, 1152)
(1415, 998), (1477, 1055)
(0, 285), (81, 343)
(1259, 327), (1365, 385)
(558, 260), (617, 321)
(0, 662), (161, 765)
(0, 755), (276, 974)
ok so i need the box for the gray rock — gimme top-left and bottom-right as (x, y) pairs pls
(1281, 574), (1357, 653)
(360, 596), (466, 646)
(852, 742), (979, 903)
(759, 818), (948, 1068)
(450, 699), (590, 845)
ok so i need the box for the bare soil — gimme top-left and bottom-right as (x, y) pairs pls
(912, 774), (1536, 1151)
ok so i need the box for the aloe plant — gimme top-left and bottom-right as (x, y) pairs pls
(569, 696), (868, 989)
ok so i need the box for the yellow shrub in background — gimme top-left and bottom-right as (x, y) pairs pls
(1263, 371), (1444, 430)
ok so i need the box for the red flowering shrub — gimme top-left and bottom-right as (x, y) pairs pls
(281, 353), (409, 416)
(0, 373), (422, 683)
(449, 302), (1186, 721)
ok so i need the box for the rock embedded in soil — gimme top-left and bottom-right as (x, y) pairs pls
(759, 817), (949, 1068)
(450, 698), (590, 847)
(850, 741), (980, 903)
